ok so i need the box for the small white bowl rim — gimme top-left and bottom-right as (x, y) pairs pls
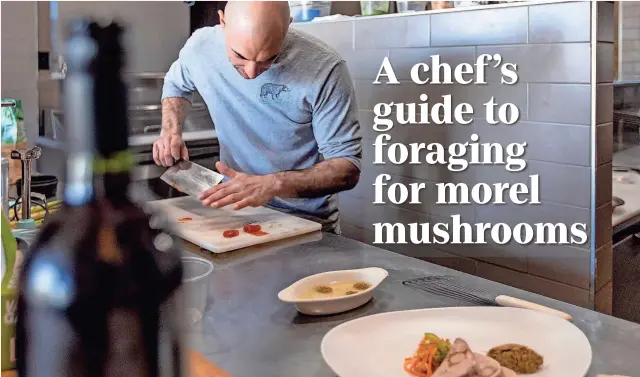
(278, 267), (389, 303)
(182, 256), (214, 283)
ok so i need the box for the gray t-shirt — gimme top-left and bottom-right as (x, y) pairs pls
(162, 26), (362, 233)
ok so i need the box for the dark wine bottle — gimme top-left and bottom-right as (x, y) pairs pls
(16, 19), (185, 377)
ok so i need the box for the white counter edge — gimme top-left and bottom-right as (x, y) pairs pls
(292, 0), (576, 25)
(128, 129), (217, 146)
(37, 129), (218, 150)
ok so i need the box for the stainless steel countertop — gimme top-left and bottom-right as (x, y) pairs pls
(613, 147), (640, 241)
(182, 232), (640, 377)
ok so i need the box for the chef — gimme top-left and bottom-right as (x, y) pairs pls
(153, 1), (362, 234)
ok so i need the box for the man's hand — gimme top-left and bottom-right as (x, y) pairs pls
(153, 132), (189, 167)
(199, 162), (281, 210)
(154, 97), (192, 166)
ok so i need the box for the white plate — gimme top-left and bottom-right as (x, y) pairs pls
(278, 267), (388, 315)
(321, 307), (592, 377)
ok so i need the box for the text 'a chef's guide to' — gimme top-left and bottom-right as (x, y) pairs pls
(370, 54), (588, 247)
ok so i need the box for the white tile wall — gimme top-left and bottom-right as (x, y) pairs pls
(55, 1), (190, 73)
(621, 2), (640, 79)
(1, 1), (38, 146)
(295, 2), (613, 309)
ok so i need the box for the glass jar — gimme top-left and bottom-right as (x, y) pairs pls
(360, 1), (390, 16)
(397, 1), (428, 13)
(289, 1), (332, 22)
(430, 1), (454, 10)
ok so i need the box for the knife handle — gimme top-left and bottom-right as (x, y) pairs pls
(495, 295), (573, 321)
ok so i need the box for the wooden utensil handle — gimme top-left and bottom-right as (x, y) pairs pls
(189, 348), (232, 377)
(1, 349), (230, 377)
(495, 295), (573, 321)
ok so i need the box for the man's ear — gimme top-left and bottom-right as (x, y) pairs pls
(218, 10), (226, 27)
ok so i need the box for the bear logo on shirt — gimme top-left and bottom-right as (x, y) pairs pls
(260, 83), (290, 104)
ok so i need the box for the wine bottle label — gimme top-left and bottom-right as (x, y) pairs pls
(1, 295), (17, 370)
(6, 250), (23, 291)
(93, 150), (135, 174)
(1, 213), (20, 370)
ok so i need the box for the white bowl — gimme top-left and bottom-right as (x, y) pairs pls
(277, 267), (388, 315)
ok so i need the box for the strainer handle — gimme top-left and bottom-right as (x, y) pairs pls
(495, 295), (573, 321)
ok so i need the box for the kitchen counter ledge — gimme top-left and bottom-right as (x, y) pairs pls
(300, 0), (569, 24)
(182, 232), (640, 377)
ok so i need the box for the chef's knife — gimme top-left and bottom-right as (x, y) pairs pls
(160, 160), (224, 198)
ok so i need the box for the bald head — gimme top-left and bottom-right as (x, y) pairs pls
(219, 1), (292, 79)
(224, 1), (290, 36)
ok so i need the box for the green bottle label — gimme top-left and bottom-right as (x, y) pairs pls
(2, 213), (19, 370)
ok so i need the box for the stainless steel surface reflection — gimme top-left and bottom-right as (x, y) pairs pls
(179, 233), (640, 377)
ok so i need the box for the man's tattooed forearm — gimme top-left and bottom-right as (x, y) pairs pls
(161, 97), (191, 135)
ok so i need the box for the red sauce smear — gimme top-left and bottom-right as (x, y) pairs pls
(243, 223), (268, 236)
(223, 229), (240, 238)
(170, 183), (183, 193)
(243, 224), (262, 233)
(177, 217), (192, 223)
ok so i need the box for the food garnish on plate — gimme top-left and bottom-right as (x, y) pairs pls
(405, 336), (519, 377)
(315, 284), (333, 294)
(403, 333), (452, 377)
(296, 280), (374, 300)
(487, 344), (543, 374)
(353, 281), (371, 290)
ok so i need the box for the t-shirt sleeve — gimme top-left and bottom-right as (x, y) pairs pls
(162, 35), (198, 102)
(312, 61), (363, 170)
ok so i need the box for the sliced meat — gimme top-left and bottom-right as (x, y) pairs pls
(499, 367), (517, 377)
(433, 339), (501, 377)
(433, 339), (476, 377)
(473, 354), (502, 377)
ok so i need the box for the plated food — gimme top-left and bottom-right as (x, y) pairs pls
(487, 344), (543, 374)
(431, 338), (507, 377)
(297, 280), (372, 300)
(404, 333), (452, 376)
(405, 334), (542, 377)
(320, 307), (591, 377)
(277, 267), (389, 315)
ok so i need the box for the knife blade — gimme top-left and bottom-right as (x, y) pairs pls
(160, 160), (224, 198)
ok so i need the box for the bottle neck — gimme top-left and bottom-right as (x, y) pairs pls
(64, 150), (133, 206)
(63, 152), (95, 206)
(93, 150), (133, 203)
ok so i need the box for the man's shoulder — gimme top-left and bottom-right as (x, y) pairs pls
(286, 28), (345, 65)
(182, 26), (223, 55)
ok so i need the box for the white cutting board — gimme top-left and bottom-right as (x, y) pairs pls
(146, 196), (322, 253)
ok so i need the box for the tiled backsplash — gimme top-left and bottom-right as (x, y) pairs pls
(620, 1), (640, 80)
(293, 1), (614, 310)
(1, 2), (39, 146)
(37, 1), (191, 112)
